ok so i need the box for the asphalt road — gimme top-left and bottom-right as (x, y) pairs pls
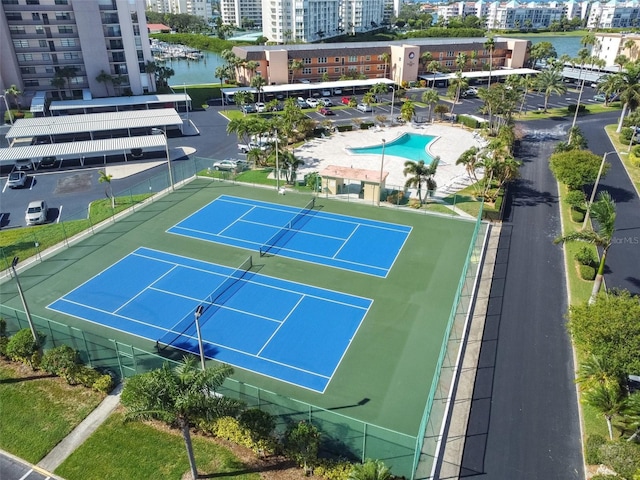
(460, 121), (584, 479)
(0, 452), (50, 480)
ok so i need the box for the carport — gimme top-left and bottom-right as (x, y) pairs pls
(419, 67), (539, 85)
(4, 109), (183, 146)
(0, 135), (168, 170)
(48, 93), (191, 115)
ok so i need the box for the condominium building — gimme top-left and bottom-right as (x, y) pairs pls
(220, 0), (261, 28)
(587, 1), (640, 29)
(593, 32), (640, 66)
(146, 0), (213, 22)
(486, 0), (564, 30)
(231, 37), (529, 86)
(0, 0), (155, 101)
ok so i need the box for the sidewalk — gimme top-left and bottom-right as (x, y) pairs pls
(36, 383), (123, 474)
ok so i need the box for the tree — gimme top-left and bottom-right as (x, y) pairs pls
(403, 158), (439, 204)
(597, 74), (624, 107)
(447, 71), (468, 118)
(96, 70), (114, 96)
(536, 69), (566, 112)
(6, 328), (44, 369)
(143, 61), (157, 93)
(456, 146), (481, 183)
(528, 41), (557, 68)
(348, 459), (392, 480)
(615, 61), (640, 132)
(56, 66), (79, 98)
(427, 60), (441, 87)
(369, 82), (388, 102)
(98, 170), (115, 209)
(484, 35), (495, 87)
(554, 192), (616, 303)
(582, 382), (626, 440)
(4, 84), (21, 110)
(400, 100), (415, 122)
(421, 89), (439, 121)
(284, 421), (320, 473)
(121, 357), (243, 480)
(549, 149), (609, 191)
(250, 75), (267, 104)
(420, 51), (433, 74)
(434, 103), (449, 121)
(289, 59), (303, 83)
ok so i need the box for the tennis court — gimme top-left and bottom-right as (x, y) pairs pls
(47, 247), (371, 393)
(167, 195), (412, 277)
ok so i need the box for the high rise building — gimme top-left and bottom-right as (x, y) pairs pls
(146, 0), (213, 22)
(1, 0), (155, 101)
(220, 0), (262, 28)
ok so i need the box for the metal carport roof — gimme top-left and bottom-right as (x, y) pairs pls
(221, 78), (396, 96)
(5, 109), (182, 141)
(48, 93), (191, 112)
(0, 135), (167, 168)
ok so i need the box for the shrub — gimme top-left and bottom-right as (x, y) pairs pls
(312, 458), (353, 480)
(458, 115), (480, 129)
(585, 434), (606, 464)
(565, 189), (586, 210)
(336, 125), (352, 132)
(570, 208), (585, 223)
(284, 421), (320, 470)
(204, 416), (277, 455)
(361, 122), (374, 130)
(567, 103), (587, 114)
(41, 344), (80, 383)
(0, 318), (7, 357)
(579, 264), (596, 281)
(92, 373), (115, 393)
(385, 190), (406, 205)
(6, 328), (43, 368)
(408, 198), (422, 209)
(575, 246), (597, 266)
(620, 126), (634, 144)
(74, 365), (102, 388)
(599, 441), (640, 479)
(239, 408), (275, 445)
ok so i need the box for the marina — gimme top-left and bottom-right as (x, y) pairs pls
(151, 39), (204, 62)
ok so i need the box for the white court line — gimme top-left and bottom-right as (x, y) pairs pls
(256, 295), (305, 357)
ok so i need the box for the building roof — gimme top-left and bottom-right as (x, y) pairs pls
(5, 109), (182, 140)
(222, 78), (395, 96)
(0, 135), (167, 167)
(319, 165), (389, 184)
(49, 94), (191, 112)
(147, 23), (171, 31)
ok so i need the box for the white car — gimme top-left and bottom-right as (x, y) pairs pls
(319, 98), (333, 107)
(7, 171), (27, 189)
(25, 200), (48, 226)
(356, 103), (372, 112)
(255, 102), (266, 112)
(321, 89), (332, 97)
(306, 98), (319, 107)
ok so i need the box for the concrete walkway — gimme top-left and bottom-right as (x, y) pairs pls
(36, 383), (123, 474)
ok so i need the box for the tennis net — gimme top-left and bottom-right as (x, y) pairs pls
(259, 197), (315, 257)
(157, 255), (253, 350)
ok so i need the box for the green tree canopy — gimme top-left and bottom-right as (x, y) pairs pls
(567, 291), (640, 378)
(549, 149), (609, 190)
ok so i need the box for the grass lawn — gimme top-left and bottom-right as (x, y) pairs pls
(517, 102), (621, 121)
(183, 85), (223, 108)
(0, 194), (151, 266)
(604, 124), (640, 193)
(56, 411), (261, 480)
(0, 361), (105, 464)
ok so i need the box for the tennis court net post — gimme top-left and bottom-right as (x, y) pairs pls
(157, 255), (254, 351)
(259, 197), (315, 257)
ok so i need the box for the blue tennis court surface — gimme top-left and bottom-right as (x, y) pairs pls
(47, 247), (372, 393)
(167, 195), (411, 277)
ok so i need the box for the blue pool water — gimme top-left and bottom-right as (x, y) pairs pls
(349, 133), (436, 162)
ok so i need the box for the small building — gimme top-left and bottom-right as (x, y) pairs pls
(319, 165), (389, 203)
(147, 23), (172, 34)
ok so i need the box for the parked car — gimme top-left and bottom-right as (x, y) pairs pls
(270, 102), (284, 111)
(319, 107), (334, 116)
(39, 156), (58, 168)
(296, 98), (309, 108)
(461, 88), (478, 98)
(593, 93), (606, 102)
(319, 98), (333, 107)
(255, 102), (266, 112)
(333, 88), (342, 95)
(25, 200), (48, 226)
(321, 89), (332, 97)
(14, 159), (34, 171)
(356, 103), (373, 112)
(212, 159), (246, 171)
(241, 104), (257, 114)
(306, 98), (319, 107)
(7, 171), (27, 189)
(341, 96), (352, 105)
(237, 142), (268, 153)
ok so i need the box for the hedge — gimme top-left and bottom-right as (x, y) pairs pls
(579, 264), (596, 281)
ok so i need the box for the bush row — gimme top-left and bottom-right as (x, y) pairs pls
(0, 321), (114, 394)
(585, 435), (640, 479)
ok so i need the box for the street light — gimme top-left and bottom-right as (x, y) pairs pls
(183, 83), (189, 124)
(1, 95), (13, 125)
(10, 257), (38, 344)
(161, 129), (175, 191)
(193, 305), (206, 370)
(274, 128), (280, 191)
(582, 151), (615, 230)
(377, 138), (386, 206)
(628, 126), (637, 153)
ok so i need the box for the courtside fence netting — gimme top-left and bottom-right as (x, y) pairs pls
(0, 154), (488, 479)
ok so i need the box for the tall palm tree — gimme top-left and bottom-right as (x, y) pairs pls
(403, 157), (439, 204)
(4, 84), (21, 110)
(348, 459), (392, 480)
(121, 357), (243, 480)
(456, 146), (481, 182)
(50, 76), (66, 99)
(484, 35), (495, 87)
(380, 52), (390, 79)
(615, 61), (640, 132)
(427, 60), (441, 87)
(448, 71), (468, 117)
(421, 89), (439, 121)
(369, 82), (388, 102)
(98, 170), (115, 209)
(582, 381), (626, 440)
(57, 66), (79, 98)
(554, 191), (616, 304)
(400, 100), (415, 123)
(420, 51), (433, 74)
(596, 74), (623, 106)
(250, 75), (267, 103)
(536, 69), (567, 112)
(96, 70), (114, 96)
(144, 61), (157, 92)
(289, 59), (304, 83)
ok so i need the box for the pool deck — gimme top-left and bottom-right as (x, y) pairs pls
(295, 122), (485, 195)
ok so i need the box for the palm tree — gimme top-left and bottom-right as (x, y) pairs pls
(420, 51), (433, 74)
(403, 157), (439, 204)
(98, 170), (115, 209)
(427, 60), (441, 87)
(250, 75), (267, 103)
(50, 76), (66, 99)
(421, 89), (439, 121)
(615, 61), (640, 132)
(597, 74), (624, 106)
(144, 61), (157, 92)
(57, 66), (79, 98)
(400, 100), (415, 123)
(121, 357), (243, 480)
(448, 71), (468, 117)
(348, 459), (392, 480)
(456, 146), (481, 183)
(554, 191), (616, 304)
(289, 59), (304, 83)
(4, 84), (21, 110)
(96, 70), (114, 96)
(582, 381), (626, 440)
(536, 69), (566, 112)
(484, 35), (495, 87)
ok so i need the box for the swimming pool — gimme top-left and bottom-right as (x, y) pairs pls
(348, 133), (436, 162)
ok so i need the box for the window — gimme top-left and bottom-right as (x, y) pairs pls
(63, 52), (79, 60)
(348, 55), (357, 62)
(25, 80), (39, 87)
(13, 40), (29, 48)
(335, 57), (340, 62)
(9, 26), (26, 34)
(42, 53), (51, 61)
(365, 55), (370, 61)
(21, 67), (37, 74)
(32, 13), (40, 20)
(303, 58), (312, 64)
(2, 0), (19, 4)
(46, 66), (54, 73)
(26, 0), (40, 4)
(60, 38), (76, 47)
(447, 50), (454, 57)
(365, 66), (370, 71)
(58, 26), (73, 34)
(318, 67), (327, 73)
(17, 54), (33, 61)
(6, 12), (21, 20)
(39, 40), (47, 47)
(445, 60), (454, 67)
(334, 67), (340, 72)
(56, 12), (71, 20)
(302, 67), (312, 74)
(318, 57), (327, 63)
(35, 26), (44, 34)
(55, 0), (69, 4)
